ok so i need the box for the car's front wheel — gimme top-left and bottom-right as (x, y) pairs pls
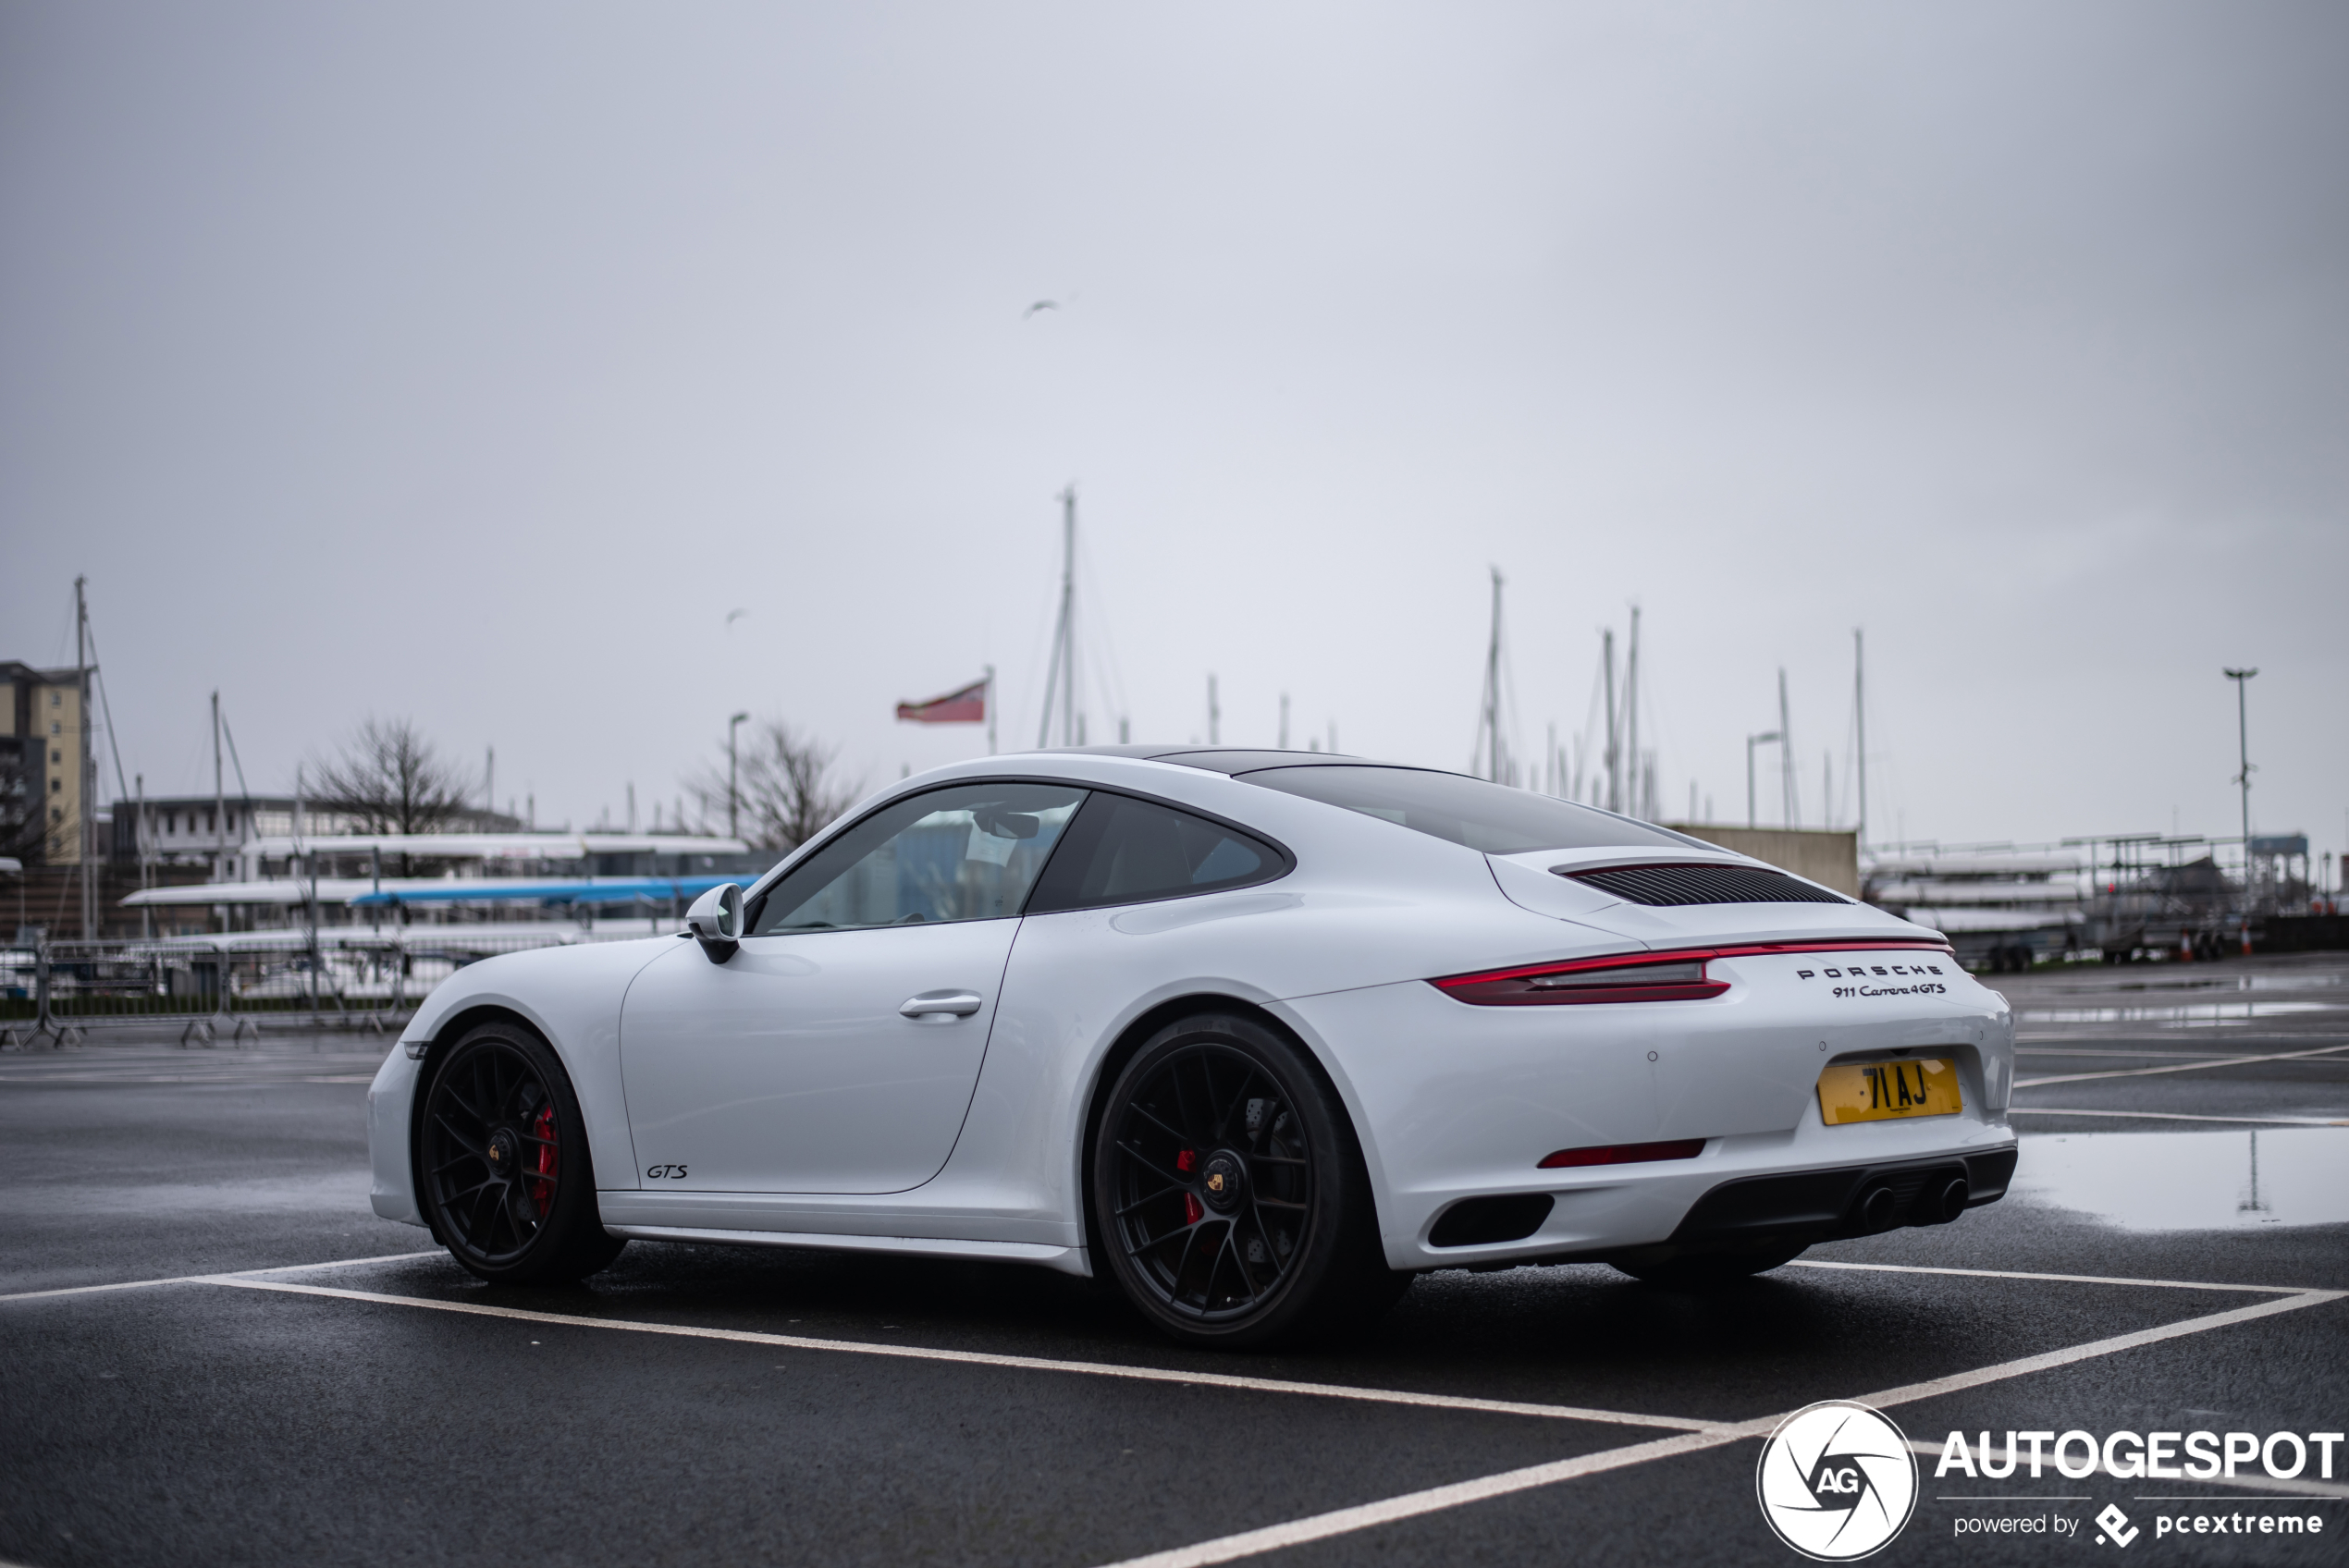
(1091, 1011), (1407, 1348)
(418, 1021), (625, 1285)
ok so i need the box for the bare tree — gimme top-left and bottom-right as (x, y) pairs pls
(686, 720), (861, 852)
(309, 717), (475, 840)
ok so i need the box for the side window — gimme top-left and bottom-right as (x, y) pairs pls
(1025, 793), (1285, 913)
(750, 783), (1087, 935)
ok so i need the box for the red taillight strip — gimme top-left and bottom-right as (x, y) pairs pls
(1537, 1138), (1707, 1170)
(1430, 937), (1953, 1006)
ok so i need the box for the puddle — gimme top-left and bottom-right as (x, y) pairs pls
(2087, 973), (2346, 995)
(2018, 1000), (2343, 1027)
(2011, 1129), (2349, 1230)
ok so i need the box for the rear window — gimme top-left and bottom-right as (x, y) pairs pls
(1024, 793), (1285, 912)
(1239, 765), (1697, 855)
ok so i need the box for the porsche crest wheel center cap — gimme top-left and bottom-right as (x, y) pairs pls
(486, 1128), (519, 1171)
(1199, 1152), (1247, 1214)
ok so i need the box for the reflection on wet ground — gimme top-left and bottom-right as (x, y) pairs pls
(2011, 1128), (2349, 1231)
(2042, 970), (2343, 994)
(2019, 998), (2344, 1026)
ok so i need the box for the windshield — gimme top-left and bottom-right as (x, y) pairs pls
(1238, 765), (1698, 855)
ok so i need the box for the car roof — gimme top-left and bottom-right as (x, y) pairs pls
(1051, 745), (1445, 778)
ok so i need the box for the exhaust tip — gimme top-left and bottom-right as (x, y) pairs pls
(1924, 1174), (1970, 1226)
(1856, 1183), (1899, 1233)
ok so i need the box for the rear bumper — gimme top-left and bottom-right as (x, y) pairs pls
(1666, 1146), (2018, 1247)
(1281, 955), (2017, 1272)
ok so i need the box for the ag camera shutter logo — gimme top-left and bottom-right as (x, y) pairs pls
(1756, 1401), (1919, 1560)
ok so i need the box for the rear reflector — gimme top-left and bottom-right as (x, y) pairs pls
(1538, 1138), (1707, 1170)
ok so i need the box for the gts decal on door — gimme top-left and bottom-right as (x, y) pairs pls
(646, 1163), (690, 1180)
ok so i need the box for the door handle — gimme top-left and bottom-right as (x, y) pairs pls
(900, 991), (984, 1020)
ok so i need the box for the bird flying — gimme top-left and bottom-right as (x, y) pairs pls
(1022, 300), (1061, 318)
(724, 608), (749, 629)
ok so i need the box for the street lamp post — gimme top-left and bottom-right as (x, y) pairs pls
(1747, 730), (1781, 830)
(727, 711), (750, 842)
(2224, 668), (2257, 901)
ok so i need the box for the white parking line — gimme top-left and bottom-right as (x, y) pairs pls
(196, 1275), (1717, 1432)
(0, 1250), (442, 1304)
(15, 1244), (2343, 1565)
(2008, 1107), (2349, 1127)
(1088, 1287), (2347, 1568)
(2014, 1042), (2349, 1088)
(0, 1072), (378, 1084)
(2016, 1046), (2322, 1059)
(1785, 1258), (2319, 1295)
(1098, 1426), (1773, 1568)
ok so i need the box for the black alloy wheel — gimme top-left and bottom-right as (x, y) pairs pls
(1092, 1012), (1407, 1348)
(419, 1022), (625, 1285)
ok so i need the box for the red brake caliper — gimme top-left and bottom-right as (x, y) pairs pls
(529, 1104), (558, 1215)
(1175, 1147), (1202, 1225)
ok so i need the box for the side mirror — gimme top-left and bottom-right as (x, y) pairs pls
(684, 883), (743, 963)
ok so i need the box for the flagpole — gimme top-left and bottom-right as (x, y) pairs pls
(985, 664), (996, 755)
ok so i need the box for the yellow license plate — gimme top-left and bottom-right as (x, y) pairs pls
(1817, 1059), (1962, 1125)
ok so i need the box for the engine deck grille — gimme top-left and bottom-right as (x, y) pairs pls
(1566, 863), (1850, 907)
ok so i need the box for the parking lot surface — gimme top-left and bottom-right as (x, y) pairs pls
(4, 953), (2344, 1567)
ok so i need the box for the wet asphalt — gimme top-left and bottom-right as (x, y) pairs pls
(1, 954), (2343, 1568)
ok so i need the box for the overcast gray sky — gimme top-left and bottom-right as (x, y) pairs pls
(5, 3), (2343, 860)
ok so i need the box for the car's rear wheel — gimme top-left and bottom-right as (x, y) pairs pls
(1091, 1011), (1407, 1348)
(1609, 1242), (1807, 1288)
(418, 1021), (625, 1285)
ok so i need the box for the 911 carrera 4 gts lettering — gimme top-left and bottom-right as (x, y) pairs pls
(646, 1163), (689, 1180)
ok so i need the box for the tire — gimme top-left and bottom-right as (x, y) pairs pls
(417, 1021), (626, 1285)
(1609, 1242), (1808, 1288)
(1090, 1011), (1406, 1349)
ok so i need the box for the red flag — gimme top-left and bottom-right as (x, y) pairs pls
(895, 678), (988, 724)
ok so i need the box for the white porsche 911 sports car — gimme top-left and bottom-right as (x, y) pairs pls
(369, 747), (2016, 1346)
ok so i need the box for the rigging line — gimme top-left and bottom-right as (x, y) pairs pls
(1841, 656), (1862, 834)
(1074, 534), (1132, 730)
(50, 584), (76, 668)
(1022, 528), (1063, 752)
(1016, 569), (1056, 756)
(93, 668), (130, 806)
(1627, 609), (1680, 818)
(218, 707), (253, 803)
(1498, 597), (1522, 784)
(80, 621), (131, 805)
(1577, 631), (1608, 801)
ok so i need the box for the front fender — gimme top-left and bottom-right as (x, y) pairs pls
(390, 937), (677, 1207)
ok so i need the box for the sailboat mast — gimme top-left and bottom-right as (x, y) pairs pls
(1777, 668), (1797, 829)
(1625, 606), (1641, 819)
(77, 577), (95, 935)
(1853, 629), (1867, 847)
(212, 692), (226, 888)
(1602, 630), (1618, 813)
(1063, 487), (1077, 747)
(1484, 569), (1504, 782)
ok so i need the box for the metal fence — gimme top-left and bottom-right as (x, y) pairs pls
(0, 926), (666, 1047)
